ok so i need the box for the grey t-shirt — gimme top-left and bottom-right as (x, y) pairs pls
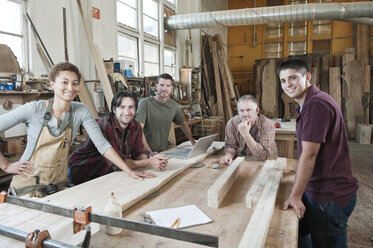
(136, 97), (184, 152)
(0, 100), (111, 161)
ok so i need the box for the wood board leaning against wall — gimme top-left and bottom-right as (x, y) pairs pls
(254, 50), (371, 140)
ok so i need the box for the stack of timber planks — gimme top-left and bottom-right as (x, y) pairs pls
(201, 34), (239, 125)
(255, 50), (371, 140)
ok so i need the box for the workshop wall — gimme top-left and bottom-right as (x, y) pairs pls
(27, 0), (227, 83)
(227, 0), (369, 96)
(175, 0), (228, 71)
(28, 0), (116, 81)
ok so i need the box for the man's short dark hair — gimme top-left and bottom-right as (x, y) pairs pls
(277, 58), (308, 77)
(110, 90), (137, 114)
(49, 62), (81, 83)
(157, 73), (174, 85)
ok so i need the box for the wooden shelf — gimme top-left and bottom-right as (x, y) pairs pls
(0, 91), (53, 104)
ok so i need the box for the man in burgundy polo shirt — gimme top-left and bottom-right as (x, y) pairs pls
(68, 91), (168, 185)
(278, 58), (358, 248)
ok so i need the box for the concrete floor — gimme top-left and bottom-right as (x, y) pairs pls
(347, 142), (373, 248)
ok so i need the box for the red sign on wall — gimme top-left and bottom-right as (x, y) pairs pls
(92, 7), (100, 19)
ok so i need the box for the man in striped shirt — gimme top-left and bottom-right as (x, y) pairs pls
(219, 95), (277, 165)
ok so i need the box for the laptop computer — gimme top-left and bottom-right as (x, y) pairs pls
(165, 134), (218, 159)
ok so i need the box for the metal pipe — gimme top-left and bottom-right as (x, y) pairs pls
(165, 2), (373, 30)
(26, 13), (54, 65)
(0, 224), (79, 248)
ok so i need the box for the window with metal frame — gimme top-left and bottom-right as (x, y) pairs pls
(117, 0), (137, 30)
(0, 0), (25, 68)
(144, 42), (159, 76)
(164, 48), (175, 77)
(288, 41), (306, 56)
(143, 0), (159, 38)
(118, 33), (138, 76)
(266, 42), (283, 58)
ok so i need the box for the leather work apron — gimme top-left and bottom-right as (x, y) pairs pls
(10, 100), (72, 197)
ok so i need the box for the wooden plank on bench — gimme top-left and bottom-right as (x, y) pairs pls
(207, 157), (244, 208)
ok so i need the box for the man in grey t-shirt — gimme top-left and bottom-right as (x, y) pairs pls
(136, 73), (196, 153)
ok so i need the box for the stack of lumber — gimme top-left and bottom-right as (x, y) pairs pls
(206, 156), (287, 247)
(254, 50), (371, 139)
(239, 157), (286, 248)
(201, 34), (239, 124)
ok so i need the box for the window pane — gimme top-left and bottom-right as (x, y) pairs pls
(288, 41), (306, 56)
(144, 62), (159, 76)
(0, 0), (22, 35)
(144, 43), (158, 63)
(164, 49), (174, 66)
(144, 16), (158, 37)
(118, 56), (138, 76)
(143, 0), (158, 19)
(166, 0), (175, 4)
(266, 23), (283, 38)
(118, 34), (137, 59)
(117, 1), (137, 29)
(0, 33), (23, 68)
(143, 15), (158, 37)
(289, 22), (307, 37)
(266, 42), (283, 58)
(118, 0), (136, 8)
(164, 66), (174, 76)
(313, 20), (332, 35)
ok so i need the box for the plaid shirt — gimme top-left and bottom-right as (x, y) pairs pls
(224, 114), (277, 160)
(68, 115), (148, 185)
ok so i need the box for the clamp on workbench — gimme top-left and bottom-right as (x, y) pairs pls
(25, 229), (51, 248)
(73, 206), (92, 234)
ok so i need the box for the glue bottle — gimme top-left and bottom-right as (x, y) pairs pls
(104, 192), (122, 235)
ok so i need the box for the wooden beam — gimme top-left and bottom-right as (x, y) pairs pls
(364, 65), (370, 124)
(329, 67), (341, 110)
(261, 59), (278, 117)
(215, 34), (236, 101)
(78, 78), (99, 119)
(36, 43), (52, 71)
(76, 0), (113, 109)
(245, 158), (286, 208)
(207, 157), (244, 208)
(207, 36), (224, 118)
(214, 39), (233, 120)
(239, 169), (283, 248)
(356, 124), (372, 144)
(239, 158), (286, 248)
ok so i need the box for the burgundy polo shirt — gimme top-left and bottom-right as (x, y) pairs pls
(296, 85), (358, 208)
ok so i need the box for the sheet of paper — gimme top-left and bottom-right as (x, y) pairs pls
(146, 205), (212, 229)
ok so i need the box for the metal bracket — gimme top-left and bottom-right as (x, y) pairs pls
(73, 206), (92, 234)
(25, 229), (51, 248)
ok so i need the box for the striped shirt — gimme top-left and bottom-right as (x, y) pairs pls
(224, 114), (277, 160)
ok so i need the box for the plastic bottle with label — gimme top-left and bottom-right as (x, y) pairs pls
(103, 192), (122, 235)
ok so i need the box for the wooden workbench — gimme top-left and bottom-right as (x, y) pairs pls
(275, 119), (296, 159)
(89, 154), (298, 248)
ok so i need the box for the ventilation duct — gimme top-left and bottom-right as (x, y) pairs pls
(164, 2), (373, 30)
